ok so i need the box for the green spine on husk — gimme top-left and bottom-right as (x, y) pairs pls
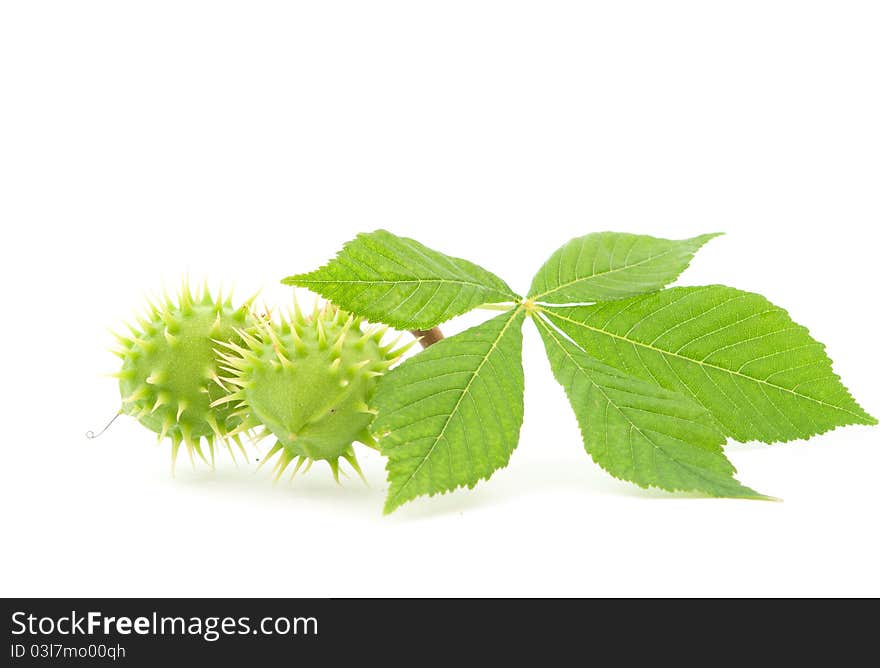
(214, 301), (412, 482)
(112, 282), (256, 472)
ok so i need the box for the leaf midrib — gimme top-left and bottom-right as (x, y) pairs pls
(535, 317), (737, 492)
(387, 307), (524, 506)
(530, 246), (678, 301)
(294, 276), (515, 297)
(545, 309), (867, 420)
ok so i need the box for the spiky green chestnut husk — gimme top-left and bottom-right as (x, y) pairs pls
(113, 282), (256, 472)
(216, 303), (410, 482)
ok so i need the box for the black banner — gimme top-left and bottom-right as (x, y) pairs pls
(1, 598), (867, 665)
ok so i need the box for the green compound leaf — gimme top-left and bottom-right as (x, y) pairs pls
(528, 231), (720, 304)
(373, 309), (526, 513)
(283, 229), (519, 330)
(544, 286), (877, 444)
(535, 316), (766, 499)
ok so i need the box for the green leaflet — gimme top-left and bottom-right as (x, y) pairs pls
(535, 316), (766, 498)
(543, 286), (877, 444)
(373, 309), (526, 513)
(283, 229), (519, 330)
(528, 232), (720, 304)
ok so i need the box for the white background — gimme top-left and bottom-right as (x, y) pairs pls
(1, 2), (878, 597)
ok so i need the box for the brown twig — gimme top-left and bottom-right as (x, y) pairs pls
(410, 327), (444, 348)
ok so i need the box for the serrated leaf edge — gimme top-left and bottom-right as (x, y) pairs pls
(543, 288), (877, 443)
(534, 314), (771, 500)
(282, 229), (520, 329)
(379, 307), (526, 513)
(529, 232), (722, 303)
